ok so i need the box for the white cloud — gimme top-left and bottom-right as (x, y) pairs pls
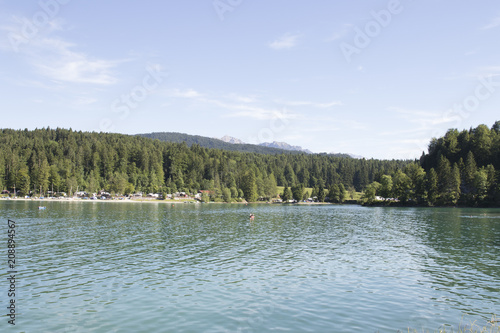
(327, 24), (353, 41)
(269, 33), (301, 50)
(163, 88), (341, 121)
(227, 93), (258, 103)
(167, 88), (203, 98)
(390, 107), (455, 127)
(75, 97), (98, 105)
(213, 100), (297, 120)
(1, 18), (122, 85)
(29, 38), (120, 85)
(276, 100), (342, 108)
(481, 15), (500, 30)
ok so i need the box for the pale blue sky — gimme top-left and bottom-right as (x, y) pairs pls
(1, 0), (499, 159)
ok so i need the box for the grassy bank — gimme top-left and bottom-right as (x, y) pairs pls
(276, 186), (363, 201)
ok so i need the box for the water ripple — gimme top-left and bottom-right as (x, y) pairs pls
(1, 201), (499, 332)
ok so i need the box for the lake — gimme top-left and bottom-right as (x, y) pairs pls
(1, 200), (499, 332)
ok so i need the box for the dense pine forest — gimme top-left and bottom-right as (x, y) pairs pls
(363, 121), (500, 207)
(0, 122), (498, 206)
(0, 127), (407, 202)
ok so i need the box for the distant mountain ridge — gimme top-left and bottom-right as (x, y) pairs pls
(221, 135), (313, 154)
(258, 141), (313, 154)
(138, 132), (361, 158)
(137, 132), (307, 155)
(220, 135), (245, 145)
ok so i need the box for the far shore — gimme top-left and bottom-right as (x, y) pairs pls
(0, 197), (339, 205)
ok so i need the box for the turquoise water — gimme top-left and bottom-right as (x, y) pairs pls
(1, 201), (499, 332)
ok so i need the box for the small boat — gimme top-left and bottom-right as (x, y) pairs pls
(38, 206), (46, 210)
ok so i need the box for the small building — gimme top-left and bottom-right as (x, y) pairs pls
(98, 191), (111, 199)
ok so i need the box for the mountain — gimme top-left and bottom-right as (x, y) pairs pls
(137, 132), (306, 155)
(329, 152), (364, 159)
(220, 136), (314, 154)
(259, 141), (313, 154)
(221, 135), (245, 144)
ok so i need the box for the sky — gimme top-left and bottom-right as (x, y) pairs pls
(0, 0), (499, 160)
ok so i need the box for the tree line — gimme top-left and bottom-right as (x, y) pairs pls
(0, 127), (409, 202)
(363, 122), (500, 207)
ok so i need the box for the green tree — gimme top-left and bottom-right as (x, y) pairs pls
(282, 186), (292, 202)
(264, 173), (278, 199)
(34, 158), (50, 196)
(379, 175), (393, 199)
(464, 151), (478, 200)
(392, 170), (412, 203)
(426, 168), (438, 206)
(48, 165), (62, 193)
(317, 180), (326, 202)
(405, 163), (426, 204)
(291, 184), (304, 201)
(242, 170), (258, 202)
(362, 181), (381, 203)
(329, 184), (340, 203)
(338, 184), (346, 203)
(222, 187), (232, 203)
(17, 165), (31, 196)
(302, 190), (310, 201)
(473, 168), (488, 203)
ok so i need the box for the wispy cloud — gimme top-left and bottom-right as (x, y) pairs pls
(276, 100), (342, 108)
(166, 88), (203, 98)
(390, 107), (454, 127)
(327, 24), (353, 41)
(227, 93), (258, 103)
(481, 15), (500, 30)
(1, 18), (122, 85)
(269, 33), (301, 50)
(30, 38), (121, 85)
(163, 88), (300, 120)
(206, 98), (297, 120)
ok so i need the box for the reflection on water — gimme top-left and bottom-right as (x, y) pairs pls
(1, 201), (499, 332)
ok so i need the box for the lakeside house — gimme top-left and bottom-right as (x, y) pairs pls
(75, 191), (87, 198)
(98, 191), (111, 199)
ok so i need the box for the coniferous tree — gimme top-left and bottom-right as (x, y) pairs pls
(291, 184), (304, 201)
(242, 170), (258, 202)
(426, 168), (438, 206)
(338, 184), (346, 203)
(282, 186), (292, 202)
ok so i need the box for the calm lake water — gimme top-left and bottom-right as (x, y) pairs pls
(1, 201), (499, 332)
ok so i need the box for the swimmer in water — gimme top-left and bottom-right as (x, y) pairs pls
(249, 214), (255, 220)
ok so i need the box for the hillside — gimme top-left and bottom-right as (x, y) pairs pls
(0, 128), (411, 202)
(137, 132), (308, 155)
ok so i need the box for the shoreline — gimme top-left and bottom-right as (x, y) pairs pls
(0, 197), (340, 205)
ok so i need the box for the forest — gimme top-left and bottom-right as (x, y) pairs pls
(0, 127), (407, 202)
(363, 121), (500, 207)
(138, 132), (351, 157)
(0, 121), (498, 206)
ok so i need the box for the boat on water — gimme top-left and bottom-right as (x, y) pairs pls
(38, 206), (46, 210)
